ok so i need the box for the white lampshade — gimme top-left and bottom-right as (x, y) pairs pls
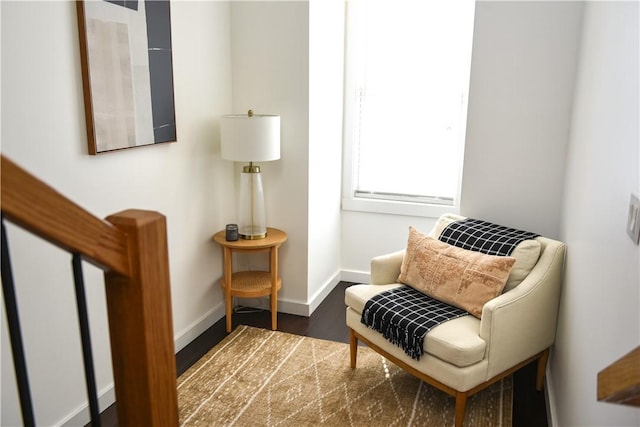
(220, 113), (280, 162)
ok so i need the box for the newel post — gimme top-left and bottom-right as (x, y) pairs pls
(104, 209), (178, 427)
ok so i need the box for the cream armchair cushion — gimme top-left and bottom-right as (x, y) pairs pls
(345, 285), (487, 367)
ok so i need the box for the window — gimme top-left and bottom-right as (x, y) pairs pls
(342, 0), (476, 217)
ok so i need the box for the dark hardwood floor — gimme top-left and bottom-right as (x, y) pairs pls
(96, 281), (547, 426)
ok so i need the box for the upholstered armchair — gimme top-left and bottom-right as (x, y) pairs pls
(345, 214), (566, 427)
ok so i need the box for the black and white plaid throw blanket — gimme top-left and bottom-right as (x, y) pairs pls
(361, 217), (539, 360)
(439, 218), (539, 256)
(361, 285), (467, 360)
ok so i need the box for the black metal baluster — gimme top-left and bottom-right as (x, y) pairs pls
(0, 217), (36, 427)
(71, 253), (101, 427)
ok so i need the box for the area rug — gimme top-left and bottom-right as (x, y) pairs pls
(178, 325), (512, 426)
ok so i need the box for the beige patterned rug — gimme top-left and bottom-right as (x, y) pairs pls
(178, 325), (512, 426)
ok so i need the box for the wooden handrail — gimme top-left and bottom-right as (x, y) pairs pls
(1, 156), (130, 276)
(597, 346), (640, 406)
(0, 154), (179, 426)
(104, 210), (178, 426)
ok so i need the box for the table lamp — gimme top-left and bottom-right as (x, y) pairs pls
(220, 110), (280, 239)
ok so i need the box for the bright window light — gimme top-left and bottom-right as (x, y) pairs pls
(342, 0), (476, 217)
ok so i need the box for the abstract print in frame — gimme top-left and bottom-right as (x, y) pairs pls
(76, 0), (176, 154)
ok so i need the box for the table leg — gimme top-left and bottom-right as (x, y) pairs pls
(270, 246), (278, 330)
(223, 247), (233, 333)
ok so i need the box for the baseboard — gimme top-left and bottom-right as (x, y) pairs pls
(174, 302), (226, 352)
(278, 272), (341, 316)
(60, 383), (115, 426)
(307, 272), (341, 314)
(340, 269), (370, 284)
(232, 294), (309, 316)
(545, 361), (558, 427)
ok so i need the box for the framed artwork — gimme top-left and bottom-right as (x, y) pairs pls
(76, 0), (176, 155)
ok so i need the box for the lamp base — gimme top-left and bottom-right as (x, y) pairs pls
(240, 231), (268, 240)
(238, 167), (267, 240)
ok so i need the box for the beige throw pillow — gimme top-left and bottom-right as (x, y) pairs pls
(398, 227), (516, 318)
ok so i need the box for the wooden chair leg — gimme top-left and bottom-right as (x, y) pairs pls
(454, 391), (468, 427)
(536, 348), (550, 391)
(350, 328), (358, 368)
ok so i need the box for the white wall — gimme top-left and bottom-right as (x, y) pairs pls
(307, 0), (344, 310)
(1, 1), (233, 425)
(230, 0), (344, 315)
(341, 1), (583, 278)
(341, 211), (439, 282)
(229, 0), (310, 313)
(552, 2), (640, 426)
(462, 1), (583, 239)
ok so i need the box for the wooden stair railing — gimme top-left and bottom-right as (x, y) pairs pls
(1, 155), (179, 426)
(597, 346), (640, 407)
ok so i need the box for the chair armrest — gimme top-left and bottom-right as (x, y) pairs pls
(479, 238), (566, 379)
(370, 249), (405, 285)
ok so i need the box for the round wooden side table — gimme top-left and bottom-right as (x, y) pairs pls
(212, 227), (287, 332)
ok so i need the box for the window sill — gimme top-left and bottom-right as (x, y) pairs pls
(341, 196), (458, 218)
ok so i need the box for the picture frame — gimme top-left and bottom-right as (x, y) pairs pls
(76, 0), (176, 155)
